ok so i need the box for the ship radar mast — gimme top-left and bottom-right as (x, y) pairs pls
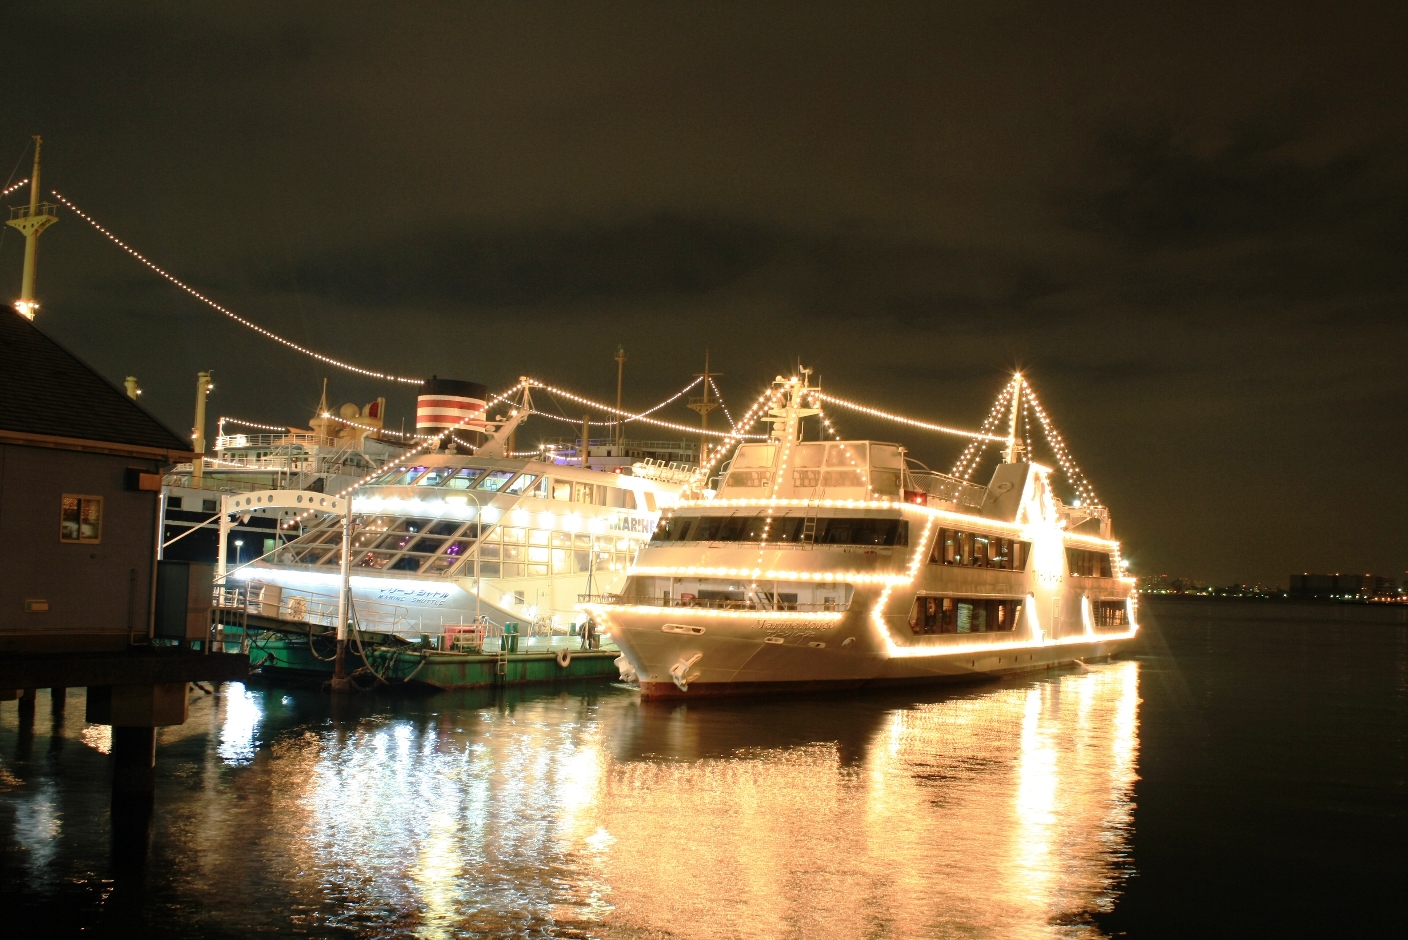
(767, 367), (820, 443)
(1004, 372), (1025, 463)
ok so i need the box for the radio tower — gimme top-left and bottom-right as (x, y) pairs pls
(688, 349), (721, 467)
(6, 136), (58, 320)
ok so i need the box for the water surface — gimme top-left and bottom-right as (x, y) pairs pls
(1, 602), (1404, 938)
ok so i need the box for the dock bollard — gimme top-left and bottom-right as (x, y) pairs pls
(504, 622), (519, 654)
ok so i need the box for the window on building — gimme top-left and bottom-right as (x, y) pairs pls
(1066, 548), (1114, 578)
(909, 596), (1023, 635)
(61, 495), (103, 543)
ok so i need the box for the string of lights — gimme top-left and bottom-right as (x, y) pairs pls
(685, 384), (785, 491)
(708, 376), (736, 429)
(1022, 383), (1101, 506)
(1, 178), (30, 198)
(52, 191), (425, 386)
(952, 379), (1017, 479)
(813, 391), (1008, 442)
(524, 378), (761, 439)
(218, 416), (302, 434)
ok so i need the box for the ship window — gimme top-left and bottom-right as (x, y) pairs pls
(526, 563), (546, 577)
(932, 528), (1030, 571)
(549, 530), (569, 547)
(503, 544), (524, 563)
(423, 555), (465, 576)
(870, 444), (903, 469)
(505, 473), (540, 495)
(1094, 600), (1129, 629)
(501, 527), (526, 544)
(792, 443), (825, 468)
(551, 548), (571, 573)
(825, 443), (866, 467)
(910, 596), (1023, 636)
(387, 466), (429, 485)
(441, 539), (473, 559)
(869, 469), (901, 496)
(406, 536), (446, 554)
(427, 520), (462, 537)
(733, 444), (777, 469)
(793, 468), (821, 487)
(529, 546), (550, 564)
(476, 470), (516, 492)
(1067, 548), (1113, 578)
(480, 543), (501, 561)
(622, 489), (638, 510)
(480, 561), (501, 578)
(725, 470), (770, 488)
(820, 469), (865, 488)
(415, 467), (455, 486)
(61, 495), (104, 544)
(551, 479), (572, 500)
(389, 555), (425, 572)
(575, 533), (592, 549)
(354, 551), (396, 569)
(442, 468), (484, 490)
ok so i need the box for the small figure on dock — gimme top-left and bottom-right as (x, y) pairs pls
(580, 617), (599, 650)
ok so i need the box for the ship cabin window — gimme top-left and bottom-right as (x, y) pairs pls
(415, 467), (455, 486)
(504, 473), (540, 496)
(652, 513), (908, 547)
(620, 489), (638, 510)
(476, 470), (516, 492)
(1094, 600), (1128, 629)
(386, 465), (430, 485)
(551, 479), (572, 500)
(1067, 548), (1114, 578)
(442, 468), (484, 489)
(725, 470), (771, 489)
(909, 596), (1022, 635)
(932, 528), (1029, 571)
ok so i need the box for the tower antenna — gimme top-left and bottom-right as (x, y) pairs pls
(7, 136), (58, 319)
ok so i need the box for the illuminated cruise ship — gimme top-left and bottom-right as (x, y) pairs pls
(587, 372), (1139, 697)
(241, 382), (685, 631)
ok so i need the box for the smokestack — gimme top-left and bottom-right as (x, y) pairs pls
(416, 377), (488, 439)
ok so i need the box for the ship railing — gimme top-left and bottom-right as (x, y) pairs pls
(217, 581), (413, 634)
(164, 473), (267, 493)
(578, 593), (850, 613)
(906, 470), (987, 509)
(215, 432), (337, 450)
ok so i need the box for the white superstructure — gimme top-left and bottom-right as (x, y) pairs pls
(588, 372), (1138, 697)
(243, 454), (683, 633)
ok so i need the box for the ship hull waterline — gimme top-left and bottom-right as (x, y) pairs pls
(603, 607), (1136, 699)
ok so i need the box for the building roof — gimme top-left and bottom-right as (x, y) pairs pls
(0, 308), (191, 455)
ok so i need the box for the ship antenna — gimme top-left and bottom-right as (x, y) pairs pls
(1005, 372), (1023, 463)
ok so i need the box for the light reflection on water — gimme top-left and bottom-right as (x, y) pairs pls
(0, 662), (1139, 938)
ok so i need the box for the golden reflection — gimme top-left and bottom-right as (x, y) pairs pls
(134, 666), (1137, 937)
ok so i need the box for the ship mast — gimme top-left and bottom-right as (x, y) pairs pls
(7, 136), (59, 319)
(1004, 372), (1024, 463)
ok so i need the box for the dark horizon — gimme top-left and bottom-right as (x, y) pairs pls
(2, 1), (1404, 587)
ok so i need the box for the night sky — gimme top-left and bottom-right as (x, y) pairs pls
(2, 2), (1404, 587)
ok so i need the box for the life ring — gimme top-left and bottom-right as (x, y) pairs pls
(556, 649), (572, 668)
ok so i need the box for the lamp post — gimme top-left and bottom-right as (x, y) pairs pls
(233, 538), (243, 566)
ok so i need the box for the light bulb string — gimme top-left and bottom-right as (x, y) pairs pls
(52, 190), (425, 385)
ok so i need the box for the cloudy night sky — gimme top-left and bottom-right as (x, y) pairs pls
(2, 1), (1404, 587)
